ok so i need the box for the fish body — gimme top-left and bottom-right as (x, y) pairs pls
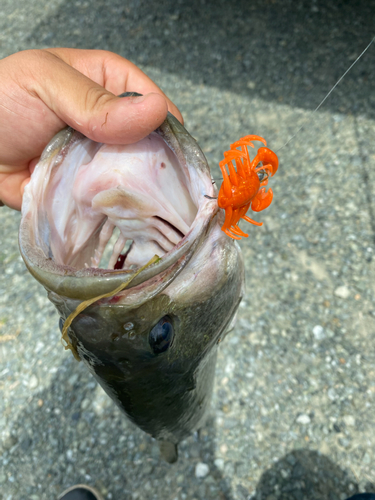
(19, 104), (244, 462)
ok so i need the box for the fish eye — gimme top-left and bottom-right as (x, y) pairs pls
(149, 316), (174, 354)
(257, 169), (268, 182)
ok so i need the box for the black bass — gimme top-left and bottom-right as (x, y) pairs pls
(19, 96), (244, 462)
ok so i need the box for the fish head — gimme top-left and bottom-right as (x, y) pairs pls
(19, 109), (244, 448)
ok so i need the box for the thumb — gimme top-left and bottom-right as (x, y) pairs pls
(29, 51), (169, 144)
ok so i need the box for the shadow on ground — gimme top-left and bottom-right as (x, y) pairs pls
(26, 0), (375, 119)
(3, 346), (374, 500)
(2, 351), (235, 500)
(251, 449), (375, 500)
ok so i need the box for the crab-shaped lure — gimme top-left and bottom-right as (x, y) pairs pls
(217, 135), (278, 240)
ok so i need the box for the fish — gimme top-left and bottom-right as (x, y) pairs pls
(19, 94), (244, 463)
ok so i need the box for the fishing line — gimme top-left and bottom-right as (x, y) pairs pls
(207, 37), (374, 201)
(276, 35), (375, 153)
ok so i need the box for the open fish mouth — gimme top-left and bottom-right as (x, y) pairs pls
(20, 112), (219, 298)
(27, 131), (198, 270)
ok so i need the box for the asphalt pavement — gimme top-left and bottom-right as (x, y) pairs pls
(1, 1), (375, 499)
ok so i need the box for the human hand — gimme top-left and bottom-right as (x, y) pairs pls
(0, 48), (183, 210)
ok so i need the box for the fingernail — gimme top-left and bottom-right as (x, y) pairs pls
(131, 94), (146, 104)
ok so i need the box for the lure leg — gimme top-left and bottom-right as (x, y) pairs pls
(234, 156), (246, 179)
(238, 203), (250, 219)
(229, 202), (260, 230)
(231, 225), (248, 237)
(227, 161), (239, 186)
(230, 204), (251, 234)
(256, 162), (273, 177)
(241, 203), (263, 226)
(219, 163), (232, 198)
(230, 208), (241, 227)
(242, 215), (263, 227)
(221, 206), (242, 239)
(222, 205), (233, 232)
(223, 228), (241, 240)
(230, 206), (248, 237)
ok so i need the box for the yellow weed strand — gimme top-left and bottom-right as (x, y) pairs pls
(61, 255), (161, 361)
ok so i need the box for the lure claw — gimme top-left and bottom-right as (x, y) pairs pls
(251, 187), (273, 212)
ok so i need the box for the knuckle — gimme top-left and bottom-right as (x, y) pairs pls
(84, 87), (113, 114)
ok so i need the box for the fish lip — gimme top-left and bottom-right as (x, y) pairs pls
(19, 113), (219, 301)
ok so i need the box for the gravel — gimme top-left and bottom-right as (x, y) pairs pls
(1, 1), (375, 500)
(195, 463), (210, 479)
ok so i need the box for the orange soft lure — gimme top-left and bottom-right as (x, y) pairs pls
(217, 135), (278, 240)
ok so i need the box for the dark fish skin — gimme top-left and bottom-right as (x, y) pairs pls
(49, 246), (242, 462)
(19, 106), (244, 462)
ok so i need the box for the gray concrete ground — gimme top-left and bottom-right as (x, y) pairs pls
(1, 1), (375, 499)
